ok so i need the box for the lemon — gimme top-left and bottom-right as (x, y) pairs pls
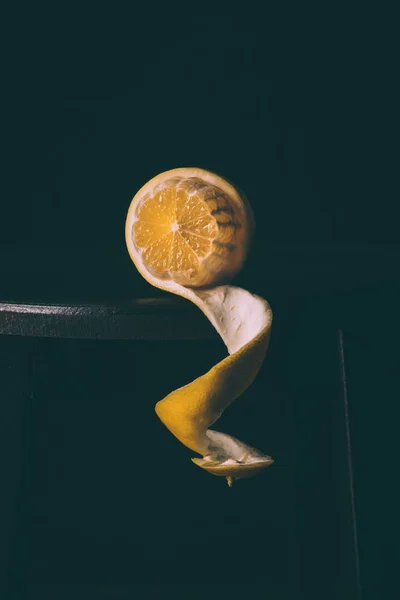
(126, 168), (273, 485)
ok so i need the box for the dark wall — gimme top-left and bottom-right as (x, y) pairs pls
(1, 5), (398, 268)
(1, 8), (398, 597)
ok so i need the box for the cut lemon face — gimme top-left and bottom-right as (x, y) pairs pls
(128, 168), (252, 288)
(126, 168), (273, 485)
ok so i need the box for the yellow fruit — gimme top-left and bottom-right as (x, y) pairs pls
(128, 168), (253, 288)
(126, 168), (273, 485)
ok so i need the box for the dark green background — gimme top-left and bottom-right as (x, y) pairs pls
(1, 5), (398, 270)
(1, 5), (398, 599)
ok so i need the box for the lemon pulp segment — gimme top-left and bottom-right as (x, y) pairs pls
(132, 177), (247, 288)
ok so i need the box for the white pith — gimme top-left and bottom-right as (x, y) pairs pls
(126, 168), (273, 471)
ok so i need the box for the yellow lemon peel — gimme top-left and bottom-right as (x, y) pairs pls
(125, 168), (273, 485)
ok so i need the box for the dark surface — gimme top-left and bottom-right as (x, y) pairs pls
(0, 287), (400, 600)
(0, 298), (217, 341)
(2, 288), (399, 599)
(1, 244), (399, 599)
(2, 305), (359, 600)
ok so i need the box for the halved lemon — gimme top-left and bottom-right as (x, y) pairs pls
(126, 167), (253, 288)
(126, 168), (273, 485)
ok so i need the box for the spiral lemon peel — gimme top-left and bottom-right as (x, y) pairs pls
(126, 168), (273, 485)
